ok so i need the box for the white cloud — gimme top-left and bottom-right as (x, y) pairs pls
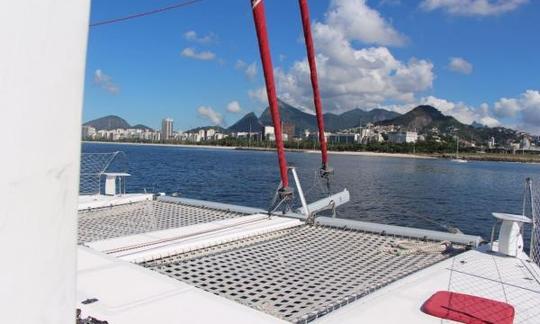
(184, 30), (217, 44)
(93, 69), (119, 94)
(479, 115), (501, 128)
(494, 97), (520, 117)
(197, 106), (224, 126)
(520, 90), (540, 123)
(384, 90), (540, 134)
(248, 87), (268, 103)
(181, 47), (216, 60)
(494, 90), (540, 133)
(235, 60), (258, 80)
(448, 57), (473, 74)
(325, 0), (407, 46)
(226, 101), (242, 113)
(245, 63), (257, 80)
(260, 0), (432, 113)
(418, 96), (499, 127)
(235, 60), (246, 69)
(476, 103), (501, 127)
(420, 0), (528, 16)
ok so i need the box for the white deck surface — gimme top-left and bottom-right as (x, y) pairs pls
(86, 214), (302, 263)
(316, 245), (540, 324)
(78, 193), (153, 210)
(76, 195), (540, 323)
(77, 246), (286, 323)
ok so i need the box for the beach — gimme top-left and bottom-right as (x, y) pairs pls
(84, 141), (540, 163)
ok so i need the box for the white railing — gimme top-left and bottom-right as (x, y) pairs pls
(79, 151), (126, 195)
(529, 178), (540, 266)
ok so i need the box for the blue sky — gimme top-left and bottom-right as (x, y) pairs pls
(83, 0), (540, 134)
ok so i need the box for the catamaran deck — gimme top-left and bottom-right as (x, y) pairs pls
(143, 224), (462, 323)
(77, 196), (497, 323)
(317, 245), (540, 323)
(78, 199), (250, 244)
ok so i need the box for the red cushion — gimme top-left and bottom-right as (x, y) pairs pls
(421, 291), (515, 324)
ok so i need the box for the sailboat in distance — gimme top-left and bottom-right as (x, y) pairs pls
(452, 136), (468, 163)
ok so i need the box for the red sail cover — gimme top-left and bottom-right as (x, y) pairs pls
(422, 291), (515, 324)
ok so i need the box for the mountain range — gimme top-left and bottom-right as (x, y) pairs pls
(83, 115), (154, 131)
(377, 105), (519, 143)
(84, 100), (523, 143)
(377, 105), (456, 130)
(230, 99), (400, 136)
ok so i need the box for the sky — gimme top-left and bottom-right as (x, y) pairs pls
(83, 0), (540, 134)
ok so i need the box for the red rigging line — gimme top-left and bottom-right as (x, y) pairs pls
(250, 0), (289, 188)
(90, 0), (203, 27)
(298, 0), (329, 171)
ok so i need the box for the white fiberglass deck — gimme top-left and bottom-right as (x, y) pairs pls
(77, 246), (285, 324)
(318, 245), (540, 324)
(78, 193), (154, 211)
(77, 196), (540, 323)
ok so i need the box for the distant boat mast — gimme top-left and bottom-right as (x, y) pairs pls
(456, 136), (460, 159)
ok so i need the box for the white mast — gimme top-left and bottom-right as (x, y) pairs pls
(456, 136), (459, 159)
(0, 1), (90, 323)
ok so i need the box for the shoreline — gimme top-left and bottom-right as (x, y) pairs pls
(83, 141), (540, 164)
(84, 141), (431, 160)
(312, 150), (435, 159)
(82, 141), (238, 150)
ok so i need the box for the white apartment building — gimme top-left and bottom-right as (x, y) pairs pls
(387, 131), (418, 144)
(264, 126), (275, 141)
(81, 126), (96, 139)
(206, 128), (216, 139)
(488, 137), (496, 149)
(520, 137), (531, 150)
(327, 133), (360, 144)
(161, 118), (174, 140)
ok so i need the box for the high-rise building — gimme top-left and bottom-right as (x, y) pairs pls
(161, 118), (173, 141)
(81, 125), (96, 139)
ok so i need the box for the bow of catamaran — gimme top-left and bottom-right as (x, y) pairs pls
(2, 1), (540, 324)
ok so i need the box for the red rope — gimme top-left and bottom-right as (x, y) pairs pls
(298, 0), (328, 169)
(250, 0), (289, 187)
(90, 0), (203, 27)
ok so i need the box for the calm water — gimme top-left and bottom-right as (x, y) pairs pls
(82, 142), (540, 241)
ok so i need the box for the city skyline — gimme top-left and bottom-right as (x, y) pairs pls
(83, 0), (540, 134)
